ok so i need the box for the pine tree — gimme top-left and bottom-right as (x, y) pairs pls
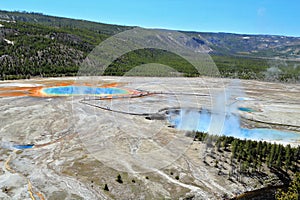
(285, 144), (291, 171)
(276, 153), (282, 168)
(231, 140), (238, 158)
(116, 174), (123, 184)
(268, 144), (276, 167)
(104, 184), (109, 191)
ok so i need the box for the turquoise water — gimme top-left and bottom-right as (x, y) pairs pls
(13, 144), (34, 149)
(167, 109), (300, 144)
(238, 107), (256, 112)
(42, 86), (128, 96)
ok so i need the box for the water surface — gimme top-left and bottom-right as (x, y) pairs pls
(167, 109), (300, 144)
(42, 86), (129, 96)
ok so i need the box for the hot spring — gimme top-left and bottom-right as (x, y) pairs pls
(238, 107), (257, 112)
(167, 109), (300, 145)
(41, 86), (129, 96)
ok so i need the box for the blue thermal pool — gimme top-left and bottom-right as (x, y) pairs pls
(13, 144), (35, 149)
(1, 142), (35, 150)
(41, 86), (129, 96)
(167, 109), (300, 144)
(238, 107), (256, 112)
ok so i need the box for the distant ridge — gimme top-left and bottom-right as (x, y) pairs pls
(0, 10), (299, 81)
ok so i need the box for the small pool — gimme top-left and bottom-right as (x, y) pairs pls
(238, 107), (256, 112)
(41, 86), (129, 96)
(13, 144), (35, 149)
(1, 142), (35, 150)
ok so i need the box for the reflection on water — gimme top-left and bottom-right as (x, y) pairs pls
(167, 109), (300, 144)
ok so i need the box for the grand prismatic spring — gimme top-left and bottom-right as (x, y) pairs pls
(0, 80), (142, 98)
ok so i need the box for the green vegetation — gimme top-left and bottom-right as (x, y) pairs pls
(103, 48), (198, 77)
(276, 173), (300, 200)
(0, 10), (130, 80)
(211, 55), (269, 80)
(0, 10), (131, 35)
(194, 131), (300, 199)
(212, 55), (300, 82)
(0, 21), (103, 79)
(194, 132), (300, 174)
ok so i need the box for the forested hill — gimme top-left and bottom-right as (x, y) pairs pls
(0, 10), (299, 81)
(0, 10), (131, 35)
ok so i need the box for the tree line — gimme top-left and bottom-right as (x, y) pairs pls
(194, 132), (299, 174)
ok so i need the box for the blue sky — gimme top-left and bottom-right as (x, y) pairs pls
(1, 0), (299, 36)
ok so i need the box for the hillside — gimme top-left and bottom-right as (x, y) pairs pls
(185, 31), (300, 59)
(0, 10), (299, 81)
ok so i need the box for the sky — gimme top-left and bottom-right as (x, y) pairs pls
(0, 0), (299, 37)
